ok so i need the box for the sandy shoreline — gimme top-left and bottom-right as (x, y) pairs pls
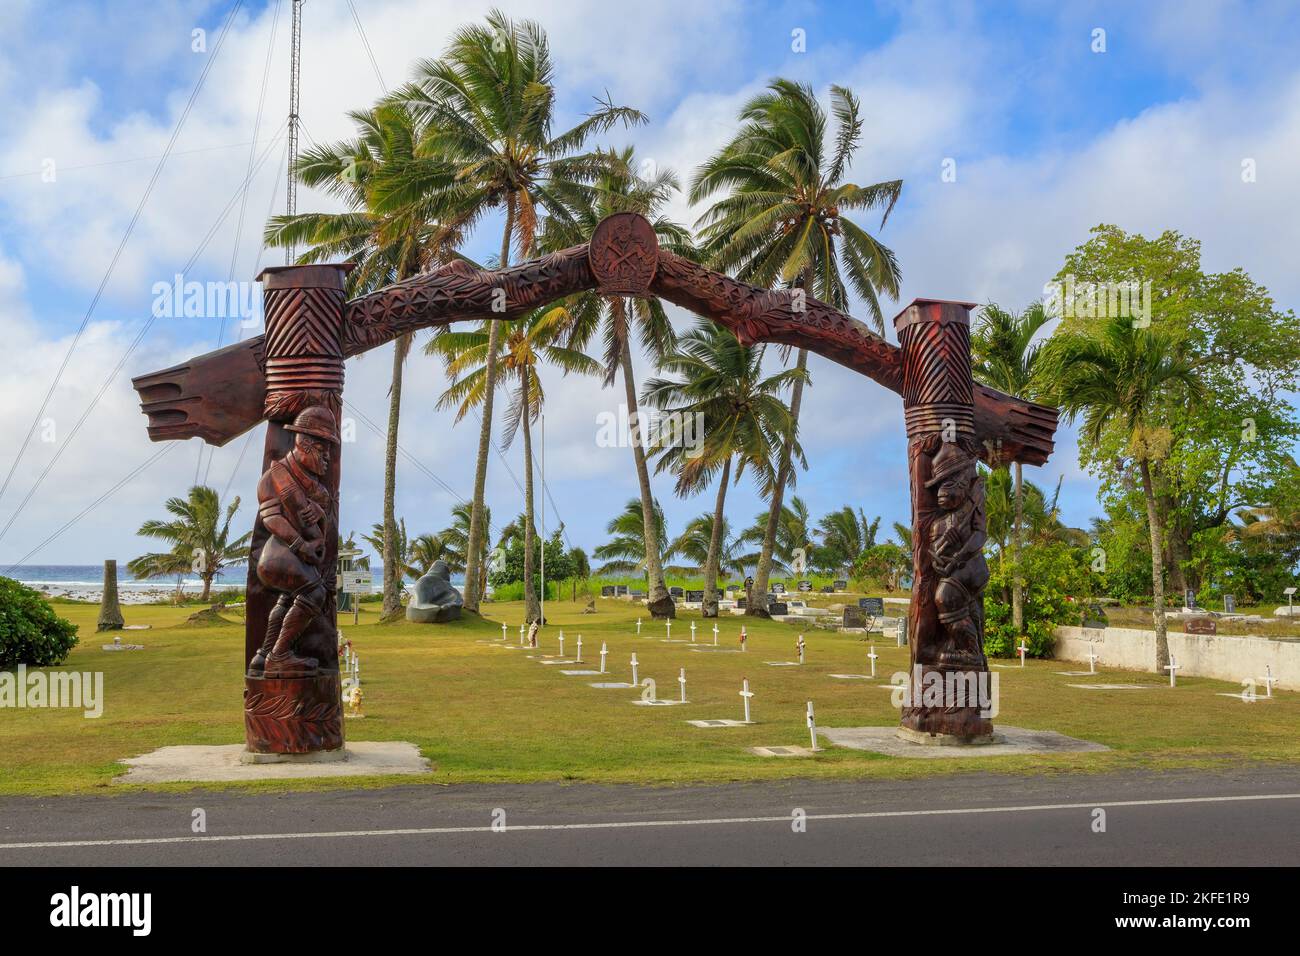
(34, 584), (238, 606)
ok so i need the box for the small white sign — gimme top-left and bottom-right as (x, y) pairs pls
(340, 571), (372, 594)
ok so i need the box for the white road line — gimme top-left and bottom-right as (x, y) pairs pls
(2, 792), (1297, 851)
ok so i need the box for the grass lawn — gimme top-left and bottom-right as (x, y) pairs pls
(1, 597), (1296, 796)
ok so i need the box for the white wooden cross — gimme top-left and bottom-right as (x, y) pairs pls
(796, 634), (805, 665)
(806, 700), (818, 751)
(1165, 655), (1181, 687)
(690, 622), (696, 643)
(740, 626), (747, 652)
(576, 635), (583, 663)
(352, 654), (360, 682)
(1087, 646), (1100, 674)
(868, 645), (879, 678)
(600, 641), (608, 674)
(636, 617), (642, 636)
(630, 653), (639, 686)
(712, 623), (719, 646)
(501, 622), (507, 641)
(519, 623), (525, 646)
(1260, 665), (1276, 698)
(1017, 640), (1029, 667)
(740, 678), (754, 723)
(678, 667), (687, 702)
(666, 620), (672, 640)
(558, 631), (565, 658)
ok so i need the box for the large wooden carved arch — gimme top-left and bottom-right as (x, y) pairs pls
(133, 212), (1059, 753)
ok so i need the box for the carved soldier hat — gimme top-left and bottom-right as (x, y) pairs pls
(924, 439), (974, 488)
(284, 405), (339, 443)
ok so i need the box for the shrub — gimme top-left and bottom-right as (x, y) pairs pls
(0, 577), (79, 667)
(984, 543), (1089, 658)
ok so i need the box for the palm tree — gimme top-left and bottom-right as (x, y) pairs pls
(389, 9), (646, 613)
(737, 496), (814, 575)
(428, 306), (600, 621)
(691, 79), (903, 615)
(542, 146), (694, 619)
(816, 506), (881, 573)
(438, 502), (480, 577)
(129, 486), (251, 602)
(595, 498), (676, 577)
(363, 519), (412, 586)
(1039, 315), (1202, 669)
(890, 520), (912, 555)
(669, 514), (745, 579)
(642, 321), (804, 616)
(265, 101), (463, 618)
(407, 534), (448, 577)
(972, 301), (1051, 634)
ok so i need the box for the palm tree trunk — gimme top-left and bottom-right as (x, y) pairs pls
(521, 369), (541, 623)
(381, 333), (409, 617)
(702, 457), (731, 619)
(1012, 460), (1024, 632)
(463, 196), (515, 612)
(619, 327), (673, 618)
(200, 572), (213, 604)
(750, 347), (808, 616)
(1138, 458), (1170, 670)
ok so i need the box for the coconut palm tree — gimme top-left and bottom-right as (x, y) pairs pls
(265, 101), (464, 618)
(816, 506), (881, 573)
(641, 321), (804, 616)
(972, 301), (1051, 633)
(438, 502), (480, 577)
(595, 498), (676, 577)
(1038, 315), (1202, 669)
(668, 514), (745, 580)
(387, 9), (646, 612)
(540, 146), (695, 619)
(129, 486), (251, 602)
(427, 305), (600, 621)
(737, 496), (814, 575)
(691, 79), (903, 615)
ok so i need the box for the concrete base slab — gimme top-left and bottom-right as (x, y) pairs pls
(1067, 683), (1154, 690)
(588, 681), (634, 689)
(750, 745), (816, 757)
(115, 742), (431, 784)
(687, 719), (753, 727)
(559, 669), (601, 676)
(537, 659), (576, 666)
(817, 725), (1108, 759)
(1055, 671), (1096, 676)
(1215, 692), (1268, 702)
(689, 646), (743, 653)
(764, 661), (800, 667)
(896, 726), (996, 747)
(631, 698), (686, 707)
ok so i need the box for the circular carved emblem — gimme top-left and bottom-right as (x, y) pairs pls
(589, 213), (658, 295)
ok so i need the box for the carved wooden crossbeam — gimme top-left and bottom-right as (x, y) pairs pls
(133, 212), (1057, 465)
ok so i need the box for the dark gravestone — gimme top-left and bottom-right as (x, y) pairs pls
(859, 597), (885, 616)
(833, 579), (848, 591)
(685, 590), (704, 603)
(669, 586), (684, 598)
(615, 584), (629, 596)
(896, 616), (909, 645)
(1224, 594), (1236, 614)
(601, 585), (615, 597)
(820, 585), (834, 593)
(1185, 616), (1217, 635)
(768, 601), (789, 616)
(770, 582), (785, 594)
(1082, 602), (1108, 630)
(737, 597), (748, 610)
(630, 589), (646, 599)
(1184, 588), (1197, 609)
(843, 606), (867, 628)
(797, 580), (812, 592)
(726, 584), (740, 592)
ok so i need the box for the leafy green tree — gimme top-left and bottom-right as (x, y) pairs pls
(390, 9), (645, 612)
(984, 542), (1090, 658)
(129, 486), (251, 602)
(595, 498), (676, 577)
(691, 78), (903, 614)
(815, 506), (880, 574)
(642, 321), (803, 616)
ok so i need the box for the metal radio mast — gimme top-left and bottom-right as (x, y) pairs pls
(285, 0), (303, 264)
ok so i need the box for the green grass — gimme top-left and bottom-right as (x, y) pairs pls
(1, 597), (1296, 797)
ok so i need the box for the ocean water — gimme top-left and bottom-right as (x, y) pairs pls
(4, 564), (458, 591)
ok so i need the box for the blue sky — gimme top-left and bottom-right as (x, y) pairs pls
(1, 0), (1298, 567)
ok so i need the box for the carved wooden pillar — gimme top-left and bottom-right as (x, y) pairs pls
(243, 264), (350, 755)
(894, 299), (993, 741)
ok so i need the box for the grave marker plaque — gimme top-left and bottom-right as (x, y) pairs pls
(685, 590), (704, 603)
(1224, 594), (1236, 614)
(833, 579), (848, 591)
(843, 606), (868, 628)
(1185, 616), (1217, 635)
(797, 580), (812, 592)
(1185, 588), (1197, 609)
(769, 601), (789, 616)
(1082, 603), (1108, 630)
(601, 585), (615, 597)
(859, 597), (885, 616)
(770, 582), (786, 594)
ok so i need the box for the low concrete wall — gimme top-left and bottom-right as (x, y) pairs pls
(1053, 625), (1298, 690)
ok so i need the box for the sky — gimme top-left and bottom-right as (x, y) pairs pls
(1, 0), (1299, 569)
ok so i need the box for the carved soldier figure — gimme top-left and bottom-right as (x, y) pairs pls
(248, 405), (339, 677)
(924, 438), (989, 669)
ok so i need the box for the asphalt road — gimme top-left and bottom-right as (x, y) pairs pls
(1, 767), (1297, 866)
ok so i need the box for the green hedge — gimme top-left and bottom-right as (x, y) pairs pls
(0, 576), (79, 668)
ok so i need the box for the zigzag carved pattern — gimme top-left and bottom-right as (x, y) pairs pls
(264, 288), (345, 359)
(899, 322), (973, 408)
